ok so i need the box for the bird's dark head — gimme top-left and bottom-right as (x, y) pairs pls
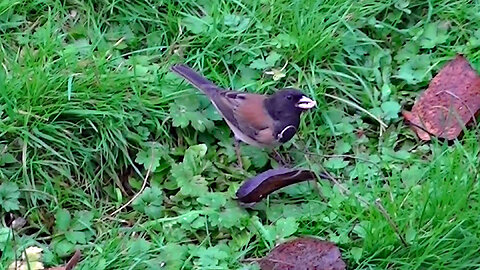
(265, 88), (316, 120)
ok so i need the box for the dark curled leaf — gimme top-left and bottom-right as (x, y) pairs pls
(4, 213), (26, 230)
(235, 168), (327, 204)
(45, 249), (81, 270)
(259, 237), (346, 270)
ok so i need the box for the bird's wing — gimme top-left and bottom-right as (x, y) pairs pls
(212, 91), (276, 145)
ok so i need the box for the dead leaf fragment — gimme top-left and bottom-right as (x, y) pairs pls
(403, 55), (480, 140)
(8, 246), (44, 270)
(259, 237), (346, 270)
(236, 168), (330, 205)
(46, 250), (81, 270)
(8, 261), (44, 270)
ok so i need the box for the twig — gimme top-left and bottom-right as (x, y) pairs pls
(65, 250), (81, 270)
(441, 90), (478, 127)
(240, 258), (262, 263)
(103, 215), (130, 224)
(17, 109), (49, 121)
(304, 156), (407, 247)
(110, 168), (151, 216)
(110, 146), (155, 216)
(302, 149), (408, 248)
(374, 198), (408, 247)
(403, 117), (438, 139)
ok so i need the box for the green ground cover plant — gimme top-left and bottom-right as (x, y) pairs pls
(1, 0), (480, 269)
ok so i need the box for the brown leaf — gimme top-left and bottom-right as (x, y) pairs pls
(45, 250), (81, 270)
(235, 168), (330, 205)
(403, 55), (480, 140)
(259, 237), (346, 270)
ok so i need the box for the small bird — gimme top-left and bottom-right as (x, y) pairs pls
(170, 64), (316, 167)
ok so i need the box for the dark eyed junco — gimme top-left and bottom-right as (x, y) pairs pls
(171, 64), (316, 167)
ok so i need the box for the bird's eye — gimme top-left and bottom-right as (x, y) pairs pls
(286, 95), (292, 100)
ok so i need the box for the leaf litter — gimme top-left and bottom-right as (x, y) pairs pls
(258, 237), (346, 270)
(7, 247), (80, 270)
(403, 55), (480, 140)
(235, 168), (330, 205)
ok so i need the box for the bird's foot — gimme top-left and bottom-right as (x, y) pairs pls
(235, 139), (244, 170)
(272, 149), (291, 167)
(235, 157), (244, 170)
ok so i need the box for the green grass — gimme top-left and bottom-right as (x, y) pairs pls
(2, 0), (480, 269)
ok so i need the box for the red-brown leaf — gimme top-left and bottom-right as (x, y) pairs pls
(259, 238), (346, 270)
(45, 250), (81, 270)
(402, 55), (480, 140)
(236, 168), (318, 204)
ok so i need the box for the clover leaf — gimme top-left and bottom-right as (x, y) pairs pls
(381, 100), (401, 121)
(53, 209), (95, 257)
(169, 95), (215, 132)
(396, 54), (431, 84)
(182, 16), (213, 34)
(419, 22), (448, 49)
(132, 186), (164, 219)
(0, 182), (20, 212)
(135, 142), (167, 171)
(171, 144), (209, 197)
(224, 14), (250, 32)
(250, 51), (282, 70)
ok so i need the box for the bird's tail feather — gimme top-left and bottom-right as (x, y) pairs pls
(170, 64), (220, 96)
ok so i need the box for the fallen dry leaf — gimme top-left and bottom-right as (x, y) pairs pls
(46, 250), (81, 270)
(8, 261), (44, 270)
(403, 55), (480, 140)
(8, 246), (44, 270)
(8, 248), (81, 270)
(259, 237), (346, 270)
(236, 168), (330, 205)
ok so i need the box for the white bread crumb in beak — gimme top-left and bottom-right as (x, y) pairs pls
(296, 96), (317, 109)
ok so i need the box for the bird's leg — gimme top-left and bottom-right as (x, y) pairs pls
(272, 148), (290, 167)
(234, 138), (243, 169)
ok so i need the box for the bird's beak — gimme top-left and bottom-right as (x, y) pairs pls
(295, 96), (317, 110)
